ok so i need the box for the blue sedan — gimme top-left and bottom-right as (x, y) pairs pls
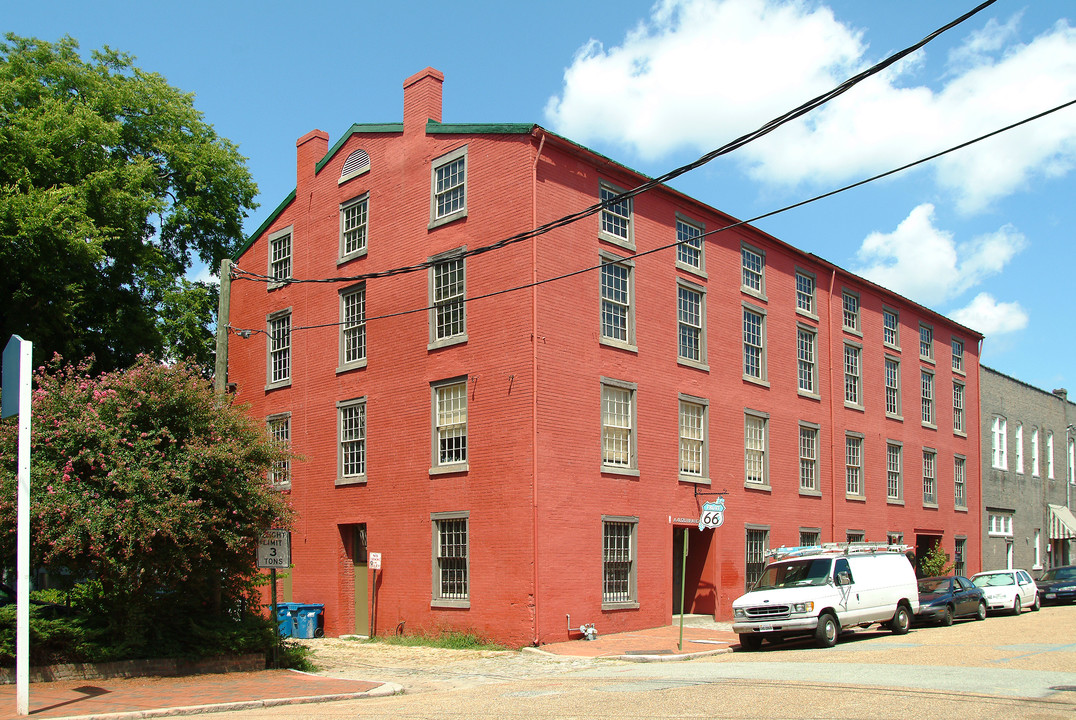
(1036, 565), (1076, 606)
(916, 575), (987, 626)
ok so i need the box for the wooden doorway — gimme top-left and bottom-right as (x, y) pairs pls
(350, 524), (369, 636)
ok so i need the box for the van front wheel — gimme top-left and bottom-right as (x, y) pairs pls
(889, 604), (911, 635)
(738, 634), (762, 652)
(814, 614), (838, 648)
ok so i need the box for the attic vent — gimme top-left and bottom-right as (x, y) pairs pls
(340, 149), (371, 183)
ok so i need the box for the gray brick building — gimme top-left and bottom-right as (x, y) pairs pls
(981, 366), (1076, 572)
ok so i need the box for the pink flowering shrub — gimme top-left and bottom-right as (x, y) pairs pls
(0, 356), (292, 658)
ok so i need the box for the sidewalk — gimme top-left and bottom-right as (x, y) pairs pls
(0, 617), (739, 719)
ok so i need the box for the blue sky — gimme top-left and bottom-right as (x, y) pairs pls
(7, 0), (1075, 392)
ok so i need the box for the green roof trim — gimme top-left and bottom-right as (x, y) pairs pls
(314, 123), (404, 174)
(235, 188), (296, 261)
(426, 120), (536, 135)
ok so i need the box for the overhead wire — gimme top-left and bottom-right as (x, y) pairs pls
(231, 0), (999, 288)
(228, 97), (1076, 339)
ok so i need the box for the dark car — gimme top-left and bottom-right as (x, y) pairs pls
(915, 575), (987, 625)
(1036, 565), (1076, 606)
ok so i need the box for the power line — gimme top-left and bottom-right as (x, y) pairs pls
(231, 0), (998, 288)
(229, 97), (1076, 339)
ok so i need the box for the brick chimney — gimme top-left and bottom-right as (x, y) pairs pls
(296, 129), (329, 193)
(403, 67), (444, 133)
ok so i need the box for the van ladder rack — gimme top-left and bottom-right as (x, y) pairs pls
(765, 542), (913, 561)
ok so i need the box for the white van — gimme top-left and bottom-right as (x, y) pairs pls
(732, 544), (919, 650)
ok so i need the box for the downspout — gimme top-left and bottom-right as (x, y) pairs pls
(827, 268), (838, 541)
(531, 130), (546, 646)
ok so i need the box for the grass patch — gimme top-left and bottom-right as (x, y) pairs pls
(365, 629), (507, 651)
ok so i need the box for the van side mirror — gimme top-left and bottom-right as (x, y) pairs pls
(836, 571), (852, 586)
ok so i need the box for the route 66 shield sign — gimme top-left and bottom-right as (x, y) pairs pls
(698, 498), (725, 530)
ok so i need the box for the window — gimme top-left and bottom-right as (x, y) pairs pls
(677, 281), (705, 364)
(676, 216), (704, 271)
(743, 305), (766, 381)
(268, 227), (292, 285)
(744, 411), (768, 487)
(340, 285), (366, 369)
(745, 527), (769, 590)
(267, 413), (290, 487)
(951, 338), (964, 373)
(988, 513), (1013, 537)
(430, 146), (467, 226)
(842, 291), (860, 333)
(1015, 422), (1023, 473)
(679, 397), (708, 481)
(888, 532), (905, 546)
(847, 531), (865, 544)
(885, 357), (901, 417)
(432, 379), (467, 471)
(923, 449), (937, 506)
(741, 244), (765, 296)
(800, 529), (821, 547)
(603, 518), (638, 606)
(887, 442), (903, 502)
(267, 310), (291, 388)
(797, 326), (817, 395)
(1032, 427), (1040, 477)
(338, 398), (367, 483)
(599, 182), (633, 247)
(846, 434), (863, 497)
(953, 382), (965, 434)
(954, 538), (967, 576)
(432, 512), (469, 606)
(1034, 529), (1042, 570)
(921, 370), (935, 427)
(1069, 438), (1075, 484)
(844, 344), (861, 407)
(1047, 431), (1055, 479)
(883, 308), (899, 347)
(602, 380), (637, 471)
(339, 148), (370, 183)
(992, 417), (1008, 469)
(340, 195), (369, 261)
(430, 254), (466, 346)
(799, 424), (819, 493)
(795, 271), (815, 315)
(954, 455), (967, 509)
(600, 254), (635, 348)
(919, 323), (934, 362)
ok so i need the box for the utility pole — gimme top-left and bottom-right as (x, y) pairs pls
(214, 259), (232, 395)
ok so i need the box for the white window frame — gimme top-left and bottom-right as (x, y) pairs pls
(992, 417), (1008, 470)
(431, 377), (468, 473)
(601, 378), (638, 474)
(842, 290), (861, 335)
(919, 323), (934, 363)
(267, 412), (291, 488)
(740, 242), (766, 299)
(951, 337), (965, 374)
(429, 250), (467, 349)
(266, 309), (292, 390)
(954, 455), (967, 510)
(1047, 431), (1055, 479)
(953, 381), (965, 435)
(339, 194), (369, 262)
(1068, 437), (1075, 484)
(599, 181), (634, 249)
(745, 526), (769, 590)
(429, 145), (467, 228)
(799, 423), (820, 495)
(678, 395), (709, 483)
(744, 410), (769, 489)
(431, 511), (470, 607)
(1032, 427), (1040, 477)
(844, 343), (862, 408)
(677, 279), (706, 368)
(267, 226), (293, 288)
(845, 433), (864, 498)
(1015, 422), (1023, 473)
(885, 356), (902, 419)
(602, 516), (639, 608)
(988, 513), (1013, 537)
(339, 284), (366, 371)
(795, 269), (816, 317)
(923, 449), (937, 507)
(675, 215), (705, 275)
(797, 325), (817, 397)
(921, 370), (935, 428)
(882, 307), (900, 349)
(337, 397), (367, 485)
(599, 252), (636, 350)
(742, 303), (767, 384)
(886, 441), (903, 503)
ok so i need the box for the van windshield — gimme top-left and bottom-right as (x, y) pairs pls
(753, 558), (831, 590)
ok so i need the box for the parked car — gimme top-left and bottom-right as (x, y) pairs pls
(970, 569), (1040, 614)
(732, 543), (919, 650)
(915, 575), (987, 625)
(1036, 565), (1076, 606)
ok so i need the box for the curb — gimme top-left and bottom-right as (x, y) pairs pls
(37, 681), (404, 720)
(521, 645), (734, 662)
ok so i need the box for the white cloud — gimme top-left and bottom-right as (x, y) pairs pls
(545, 2), (1076, 211)
(948, 292), (1029, 336)
(852, 203), (1026, 307)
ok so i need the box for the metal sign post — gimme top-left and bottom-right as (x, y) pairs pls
(368, 553), (381, 638)
(258, 530), (291, 667)
(3, 335), (32, 716)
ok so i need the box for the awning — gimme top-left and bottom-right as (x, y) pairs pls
(1048, 504), (1076, 540)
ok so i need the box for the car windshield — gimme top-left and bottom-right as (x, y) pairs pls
(972, 574), (1014, 588)
(753, 558), (831, 590)
(918, 578), (950, 594)
(1039, 568), (1076, 582)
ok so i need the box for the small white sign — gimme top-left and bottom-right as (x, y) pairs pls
(258, 529), (291, 568)
(368, 552), (382, 570)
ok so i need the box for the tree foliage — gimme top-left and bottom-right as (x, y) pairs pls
(919, 541), (954, 577)
(0, 356), (291, 650)
(0, 34), (257, 375)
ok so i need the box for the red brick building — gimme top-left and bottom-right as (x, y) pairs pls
(227, 68), (982, 647)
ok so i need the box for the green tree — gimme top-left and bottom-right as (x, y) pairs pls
(919, 541), (954, 577)
(0, 34), (257, 375)
(0, 356), (291, 656)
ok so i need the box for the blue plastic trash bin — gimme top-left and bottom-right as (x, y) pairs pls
(276, 602), (301, 638)
(296, 604), (325, 639)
